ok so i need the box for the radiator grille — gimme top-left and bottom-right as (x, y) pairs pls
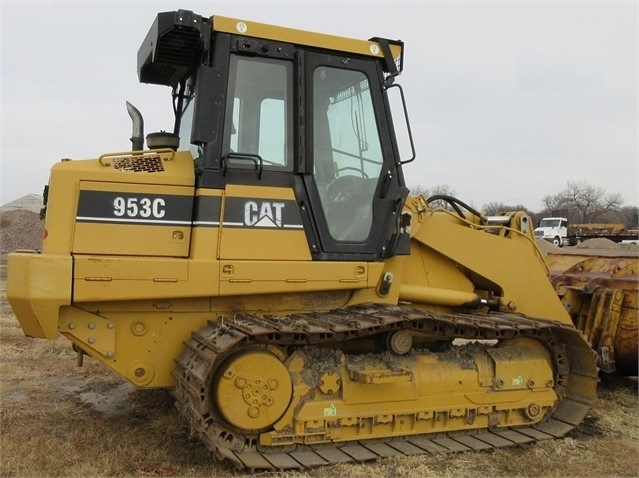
(112, 155), (165, 173)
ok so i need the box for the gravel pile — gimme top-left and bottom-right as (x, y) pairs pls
(536, 239), (561, 256)
(0, 209), (44, 258)
(574, 237), (637, 249)
(537, 237), (637, 256)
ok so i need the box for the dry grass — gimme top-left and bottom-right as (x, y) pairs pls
(1, 268), (638, 477)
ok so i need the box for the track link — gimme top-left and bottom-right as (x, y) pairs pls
(173, 304), (598, 470)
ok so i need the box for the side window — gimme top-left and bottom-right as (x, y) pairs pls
(229, 97), (240, 152)
(259, 99), (286, 163)
(224, 56), (293, 170)
(177, 85), (202, 160)
(313, 66), (383, 242)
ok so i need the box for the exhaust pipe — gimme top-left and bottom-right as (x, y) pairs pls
(126, 101), (144, 151)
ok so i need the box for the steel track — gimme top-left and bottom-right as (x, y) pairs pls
(172, 304), (598, 470)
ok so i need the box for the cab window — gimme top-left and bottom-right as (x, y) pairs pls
(224, 55), (293, 170)
(313, 66), (383, 241)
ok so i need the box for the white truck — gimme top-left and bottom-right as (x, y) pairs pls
(534, 217), (568, 246)
(535, 217), (639, 246)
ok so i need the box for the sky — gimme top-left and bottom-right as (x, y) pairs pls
(1, 1), (637, 211)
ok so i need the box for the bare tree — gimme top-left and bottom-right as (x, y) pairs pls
(409, 184), (457, 209)
(409, 184), (455, 198)
(481, 202), (533, 216)
(618, 205), (639, 229)
(542, 180), (624, 223)
(409, 184), (430, 198)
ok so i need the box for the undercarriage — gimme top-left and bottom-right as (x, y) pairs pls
(174, 304), (598, 470)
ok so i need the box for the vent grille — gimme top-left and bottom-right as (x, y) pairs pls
(156, 28), (201, 66)
(112, 155), (165, 173)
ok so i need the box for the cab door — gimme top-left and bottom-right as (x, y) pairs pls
(303, 52), (407, 259)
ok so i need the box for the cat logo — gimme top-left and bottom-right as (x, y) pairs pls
(244, 200), (285, 228)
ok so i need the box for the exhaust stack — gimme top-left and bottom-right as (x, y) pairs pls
(126, 101), (144, 151)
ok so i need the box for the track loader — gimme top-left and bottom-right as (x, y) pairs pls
(7, 10), (598, 470)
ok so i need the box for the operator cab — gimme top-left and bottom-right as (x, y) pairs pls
(138, 10), (411, 261)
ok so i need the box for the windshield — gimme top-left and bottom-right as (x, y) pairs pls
(539, 219), (560, 228)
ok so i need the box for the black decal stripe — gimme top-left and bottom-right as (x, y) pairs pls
(76, 190), (193, 225)
(193, 221), (221, 226)
(223, 197), (303, 229)
(221, 222), (303, 229)
(193, 195), (222, 227)
(76, 216), (191, 225)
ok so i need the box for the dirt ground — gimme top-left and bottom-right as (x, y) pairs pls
(1, 266), (638, 477)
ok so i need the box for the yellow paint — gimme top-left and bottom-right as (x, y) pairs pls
(212, 16), (402, 62)
(7, 252), (72, 339)
(263, 340), (558, 445)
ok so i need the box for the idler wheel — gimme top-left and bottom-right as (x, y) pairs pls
(387, 330), (413, 355)
(213, 349), (293, 432)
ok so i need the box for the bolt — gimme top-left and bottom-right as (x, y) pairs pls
(88, 337), (95, 344)
(88, 322), (96, 329)
(132, 322), (146, 336)
(106, 351), (114, 358)
(525, 403), (541, 420)
(68, 323), (76, 330)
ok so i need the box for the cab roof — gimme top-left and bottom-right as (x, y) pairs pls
(212, 15), (403, 66)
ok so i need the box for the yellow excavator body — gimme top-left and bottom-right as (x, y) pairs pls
(7, 10), (597, 470)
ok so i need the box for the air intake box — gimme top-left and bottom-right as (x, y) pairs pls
(137, 10), (208, 86)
